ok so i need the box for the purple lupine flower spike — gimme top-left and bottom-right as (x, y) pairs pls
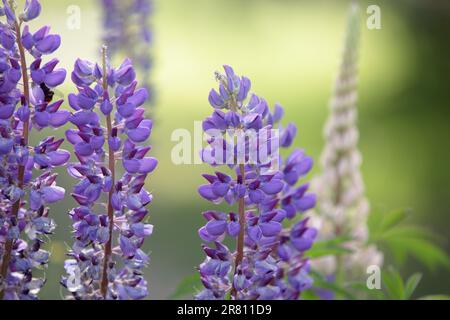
(61, 46), (157, 300)
(0, 0), (68, 300)
(196, 66), (317, 300)
(100, 0), (153, 101)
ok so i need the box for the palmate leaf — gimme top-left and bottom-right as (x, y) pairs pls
(349, 269), (424, 300)
(168, 273), (202, 299)
(369, 208), (450, 271)
(379, 209), (409, 234)
(385, 237), (450, 271)
(383, 267), (405, 299)
(348, 282), (386, 300)
(368, 208), (410, 242)
(382, 267), (424, 300)
(404, 273), (422, 300)
(306, 236), (353, 259)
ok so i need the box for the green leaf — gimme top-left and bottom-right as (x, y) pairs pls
(382, 267), (405, 299)
(404, 273), (422, 299)
(348, 282), (386, 300)
(379, 209), (409, 233)
(306, 237), (353, 259)
(307, 246), (353, 258)
(368, 208), (408, 242)
(301, 289), (320, 300)
(381, 225), (436, 242)
(386, 237), (450, 271)
(168, 273), (202, 299)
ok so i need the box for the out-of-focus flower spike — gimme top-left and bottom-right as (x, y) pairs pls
(310, 2), (383, 286)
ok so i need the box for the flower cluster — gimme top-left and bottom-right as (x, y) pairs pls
(0, 0), (68, 299)
(100, 0), (153, 98)
(196, 65), (317, 300)
(311, 3), (383, 282)
(60, 47), (157, 300)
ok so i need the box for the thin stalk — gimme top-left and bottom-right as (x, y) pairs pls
(224, 92), (246, 299)
(0, 14), (31, 300)
(231, 164), (246, 299)
(100, 46), (115, 298)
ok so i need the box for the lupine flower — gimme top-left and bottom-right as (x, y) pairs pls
(100, 0), (153, 99)
(60, 46), (157, 300)
(0, 0), (68, 300)
(310, 2), (383, 284)
(196, 65), (317, 300)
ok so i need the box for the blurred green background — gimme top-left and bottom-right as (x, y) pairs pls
(21, 0), (450, 299)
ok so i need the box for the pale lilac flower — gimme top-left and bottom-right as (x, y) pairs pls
(311, 2), (383, 284)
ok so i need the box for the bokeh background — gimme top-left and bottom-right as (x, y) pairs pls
(20, 0), (450, 299)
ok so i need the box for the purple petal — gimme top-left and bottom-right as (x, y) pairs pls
(44, 69), (66, 87)
(70, 111), (99, 126)
(100, 100), (113, 115)
(128, 127), (150, 143)
(75, 142), (94, 157)
(118, 103), (136, 118)
(211, 182), (229, 197)
(49, 110), (70, 127)
(48, 150), (70, 166)
(42, 186), (65, 203)
(272, 103), (284, 122)
(295, 193), (316, 212)
(249, 189), (265, 203)
(65, 129), (83, 144)
(261, 179), (284, 195)
(0, 138), (14, 155)
(205, 220), (227, 236)
(227, 221), (240, 237)
(120, 236), (136, 258)
(208, 89), (224, 109)
(123, 159), (140, 173)
(128, 88), (148, 107)
(138, 157), (158, 173)
(131, 223), (153, 238)
(36, 34), (61, 54)
(34, 111), (50, 127)
(115, 64), (136, 85)
(247, 226), (262, 242)
(198, 226), (217, 242)
(77, 93), (96, 110)
(0, 104), (15, 119)
(74, 59), (94, 76)
(198, 185), (219, 201)
(260, 221), (282, 237)
(23, 0), (41, 21)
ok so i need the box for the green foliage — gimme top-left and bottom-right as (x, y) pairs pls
(306, 236), (353, 259)
(369, 208), (450, 271)
(382, 267), (406, 299)
(404, 273), (422, 299)
(382, 267), (430, 300)
(355, 267), (423, 300)
(168, 273), (201, 299)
